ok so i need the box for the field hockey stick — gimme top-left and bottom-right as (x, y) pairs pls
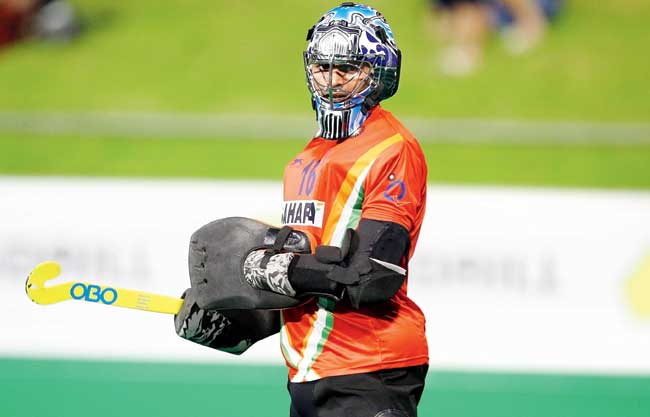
(25, 261), (183, 314)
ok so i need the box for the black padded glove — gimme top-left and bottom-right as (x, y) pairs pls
(174, 288), (249, 353)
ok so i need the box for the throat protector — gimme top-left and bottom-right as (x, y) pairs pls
(188, 217), (304, 310)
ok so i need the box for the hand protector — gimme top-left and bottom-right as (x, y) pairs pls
(189, 217), (308, 310)
(174, 288), (247, 353)
(174, 288), (281, 355)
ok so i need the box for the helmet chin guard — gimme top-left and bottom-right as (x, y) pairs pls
(313, 99), (366, 140)
(304, 3), (401, 140)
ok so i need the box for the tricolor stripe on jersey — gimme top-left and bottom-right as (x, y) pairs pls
(291, 298), (336, 382)
(322, 133), (404, 246)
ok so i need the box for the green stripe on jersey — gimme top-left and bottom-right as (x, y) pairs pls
(330, 163), (373, 246)
(292, 297), (335, 382)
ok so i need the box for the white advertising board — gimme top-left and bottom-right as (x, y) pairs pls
(1, 177), (649, 373)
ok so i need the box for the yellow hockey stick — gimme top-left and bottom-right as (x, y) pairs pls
(25, 261), (183, 315)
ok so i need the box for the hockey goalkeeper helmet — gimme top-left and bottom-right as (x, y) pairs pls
(304, 2), (401, 140)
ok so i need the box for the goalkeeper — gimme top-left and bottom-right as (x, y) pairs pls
(175, 3), (429, 416)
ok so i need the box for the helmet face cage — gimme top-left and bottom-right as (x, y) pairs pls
(304, 53), (377, 110)
(304, 3), (401, 140)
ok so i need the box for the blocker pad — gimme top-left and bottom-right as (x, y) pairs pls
(188, 217), (302, 310)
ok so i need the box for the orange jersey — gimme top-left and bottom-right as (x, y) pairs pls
(280, 106), (429, 382)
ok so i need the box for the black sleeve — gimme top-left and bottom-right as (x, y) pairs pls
(288, 219), (410, 305)
(354, 218), (410, 266)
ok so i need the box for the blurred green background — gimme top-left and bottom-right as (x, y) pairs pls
(1, 0), (649, 187)
(1, 0), (649, 416)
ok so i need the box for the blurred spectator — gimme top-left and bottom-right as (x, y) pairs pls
(498, 0), (550, 55)
(0, 0), (80, 50)
(431, 0), (563, 76)
(0, 0), (35, 48)
(434, 0), (490, 76)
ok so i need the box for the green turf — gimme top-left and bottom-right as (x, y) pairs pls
(0, 0), (648, 121)
(1, 134), (649, 189)
(2, 358), (649, 417)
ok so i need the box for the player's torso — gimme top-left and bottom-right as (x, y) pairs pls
(280, 111), (429, 382)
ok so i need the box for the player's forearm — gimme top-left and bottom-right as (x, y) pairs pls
(244, 219), (411, 308)
(291, 219), (410, 306)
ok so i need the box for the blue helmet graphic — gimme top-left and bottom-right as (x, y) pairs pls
(304, 3), (402, 140)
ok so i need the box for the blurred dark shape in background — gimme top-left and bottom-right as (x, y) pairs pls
(0, 0), (33, 48)
(0, 0), (80, 50)
(431, 0), (564, 76)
